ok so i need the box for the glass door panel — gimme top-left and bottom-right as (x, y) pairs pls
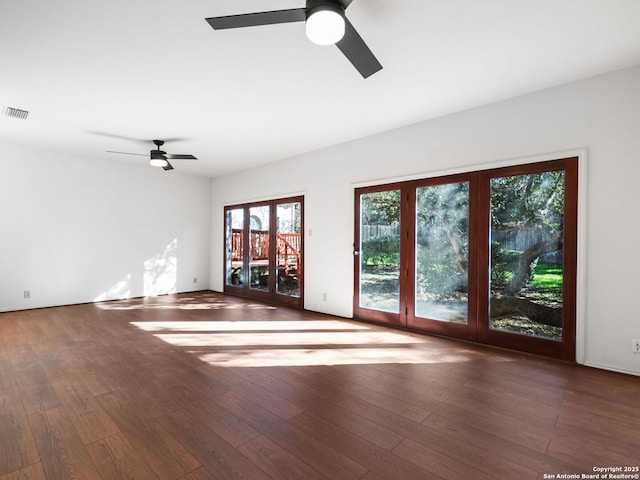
(276, 202), (302, 297)
(225, 208), (244, 287)
(358, 190), (401, 314)
(415, 182), (469, 324)
(225, 196), (304, 308)
(354, 158), (576, 360)
(489, 171), (565, 340)
(249, 205), (270, 292)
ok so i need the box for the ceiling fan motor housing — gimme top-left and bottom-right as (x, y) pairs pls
(306, 0), (345, 18)
(150, 149), (167, 160)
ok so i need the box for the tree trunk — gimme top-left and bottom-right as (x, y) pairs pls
(491, 296), (563, 328)
(441, 222), (467, 274)
(506, 236), (562, 295)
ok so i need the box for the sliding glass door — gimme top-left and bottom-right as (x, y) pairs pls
(354, 158), (577, 360)
(225, 208), (244, 287)
(249, 205), (270, 292)
(477, 161), (577, 359)
(225, 196), (303, 307)
(354, 186), (404, 326)
(408, 176), (477, 340)
(276, 201), (302, 298)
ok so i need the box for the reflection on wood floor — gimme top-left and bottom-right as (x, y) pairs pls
(1, 291), (638, 479)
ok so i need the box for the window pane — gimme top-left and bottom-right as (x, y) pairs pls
(489, 171), (565, 340)
(276, 202), (302, 297)
(415, 182), (469, 323)
(359, 190), (401, 313)
(249, 206), (270, 291)
(225, 208), (244, 286)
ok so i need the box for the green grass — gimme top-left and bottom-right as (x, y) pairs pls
(532, 263), (563, 291)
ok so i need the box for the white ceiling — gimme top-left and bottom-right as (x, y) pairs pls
(2, 0), (640, 177)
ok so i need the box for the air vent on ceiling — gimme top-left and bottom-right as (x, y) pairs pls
(4, 106), (29, 120)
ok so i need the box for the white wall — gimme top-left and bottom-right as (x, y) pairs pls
(210, 65), (640, 376)
(0, 143), (210, 312)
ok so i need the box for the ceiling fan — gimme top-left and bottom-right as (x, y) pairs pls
(107, 139), (197, 171)
(205, 0), (382, 78)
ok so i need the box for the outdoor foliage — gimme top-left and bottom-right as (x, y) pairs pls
(360, 169), (567, 337)
(491, 171), (564, 231)
(360, 190), (401, 270)
(361, 235), (400, 268)
(490, 170), (565, 296)
(530, 262), (563, 293)
(361, 190), (401, 227)
(415, 182), (469, 296)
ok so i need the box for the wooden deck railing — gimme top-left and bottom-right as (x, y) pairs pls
(231, 229), (301, 270)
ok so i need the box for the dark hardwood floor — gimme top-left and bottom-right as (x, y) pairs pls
(1, 291), (638, 480)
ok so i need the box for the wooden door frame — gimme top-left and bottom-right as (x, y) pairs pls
(353, 182), (406, 328)
(476, 157), (578, 361)
(405, 172), (479, 342)
(353, 158), (578, 361)
(224, 196), (304, 308)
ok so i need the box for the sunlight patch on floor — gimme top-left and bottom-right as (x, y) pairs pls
(99, 299), (277, 311)
(130, 319), (478, 367)
(131, 320), (370, 332)
(154, 331), (420, 347)
(193, 347), (473, 367)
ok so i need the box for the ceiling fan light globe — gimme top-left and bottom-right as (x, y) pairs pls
(150, 158), (168, 167)
(306, 9), (345, 45)
(150, 149), (168, 167)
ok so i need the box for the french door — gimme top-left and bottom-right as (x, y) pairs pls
(354, 158), (577, 360)
(225, 196), (303, 307)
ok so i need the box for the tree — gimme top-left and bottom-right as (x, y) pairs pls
(361, 190), (400, 226)
(491, 171), (564, 295)
(358, 172), (566, 329)
(360, 191), (401, 270)
(490, 171), (565, 329)
(415, 182), (469, 296)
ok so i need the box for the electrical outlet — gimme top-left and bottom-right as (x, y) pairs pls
(23, 290), (30, 299)
(193, 277), (198, 284)
(633, 339), (640, 354)
(322, 293), (327, 301)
